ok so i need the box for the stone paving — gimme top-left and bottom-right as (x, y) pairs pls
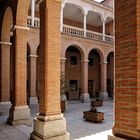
(0, 99), (114, 140)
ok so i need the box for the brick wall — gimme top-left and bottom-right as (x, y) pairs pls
(113, 0), (140, 139)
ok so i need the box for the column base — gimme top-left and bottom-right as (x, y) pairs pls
(31, 114), (69, 140)
(100, 92), (109, 100)
(7, 105), (32, 126)
(80, 93), (90, 103)
(108, 135), (126, 140)
(30, 97), (38, 105)
(0, 101), (11, 116)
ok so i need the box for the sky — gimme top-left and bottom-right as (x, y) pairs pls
(95, 0), (103, 2)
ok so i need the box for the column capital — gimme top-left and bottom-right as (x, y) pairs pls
(61, 2), (65, 9)
(60, 57), (66, 61)
(100, 61), (108, 64)
(29, 54), (38, 58)
(11, 25), (30, 32)
(100, 14), (106, 22)
(83, 10), (88, 16)
(0, 41), (12, 46)
(81, 59), (89, 62)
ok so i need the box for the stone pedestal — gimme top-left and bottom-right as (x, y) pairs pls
(108, 135), (126, 140)
(31, 114), (69, 140)
(7, 105), (32, 126)
(80, 93), (90, 103)
(0, 101), (11, 115)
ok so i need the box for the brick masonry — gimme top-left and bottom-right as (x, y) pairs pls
(113, 0), (140, 139)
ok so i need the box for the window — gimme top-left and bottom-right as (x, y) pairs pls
(69, 80), (77, 91)
(70, 56), (77, 65)
(89, 58), (93, 66)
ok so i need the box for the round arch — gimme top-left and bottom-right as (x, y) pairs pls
(62, 41), (86, 60)
(1, 7), (13, 42)
(87, 47), (105, 63)
(64, 3), (84, 15)
(88, 49), (102, 98)
(105, 49), (114, 61)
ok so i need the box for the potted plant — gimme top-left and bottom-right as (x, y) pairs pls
(60, 72), (67, 112)
(83, 107), (104, 123)
(91, 90), (103, 107)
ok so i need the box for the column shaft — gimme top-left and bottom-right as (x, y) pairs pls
(61, 58), (66, 74)
(81, 60), (90, 102)
(38, 0), (61, 116)
(0, 45), (10, 102)
(83, 14), (87, 37)
(60, 5), (64, 32)
(31, 0), (35, 26)
(103, 20), (105, 41)
(29, 55), (37, 97)
(101, 62), (108, 98)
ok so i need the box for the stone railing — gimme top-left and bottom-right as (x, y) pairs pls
(27, 16), (114, 44)
(63, 24), (114, 43)
(63, 25), (84, 37)
(105, 34), (114, 43)
(86, 30), (103, 41)
(27, 16), (40, 28)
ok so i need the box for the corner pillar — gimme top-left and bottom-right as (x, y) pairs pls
(109, 0), (140, 139)
(31, 1), (69, 139)
(7, 25), (32, 126)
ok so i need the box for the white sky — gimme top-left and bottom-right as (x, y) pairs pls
(95, 0), (103, 2)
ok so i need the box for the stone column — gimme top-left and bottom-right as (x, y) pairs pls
(7, 25), (32, 126)
(31, 0), (35, 26)
(100, 61), (108, 99)
(29, 54), (38, 104)
(0, 41), (12, 115)
(102, 20), (106, 41)
(83, 13), (87, 37)
(60, 3), (65, 32)
(31, 1), (69, 140)
(108, 0), (140, 140)
(60, 57), (66, 74)
(81, 60), (90, 102)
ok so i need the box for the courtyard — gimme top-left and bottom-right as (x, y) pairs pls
(0, 99), (113, 140)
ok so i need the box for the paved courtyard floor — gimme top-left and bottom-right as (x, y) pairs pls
(0, 99), (114, 140)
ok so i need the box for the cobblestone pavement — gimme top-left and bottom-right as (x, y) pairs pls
(0, 99), (114, 140)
